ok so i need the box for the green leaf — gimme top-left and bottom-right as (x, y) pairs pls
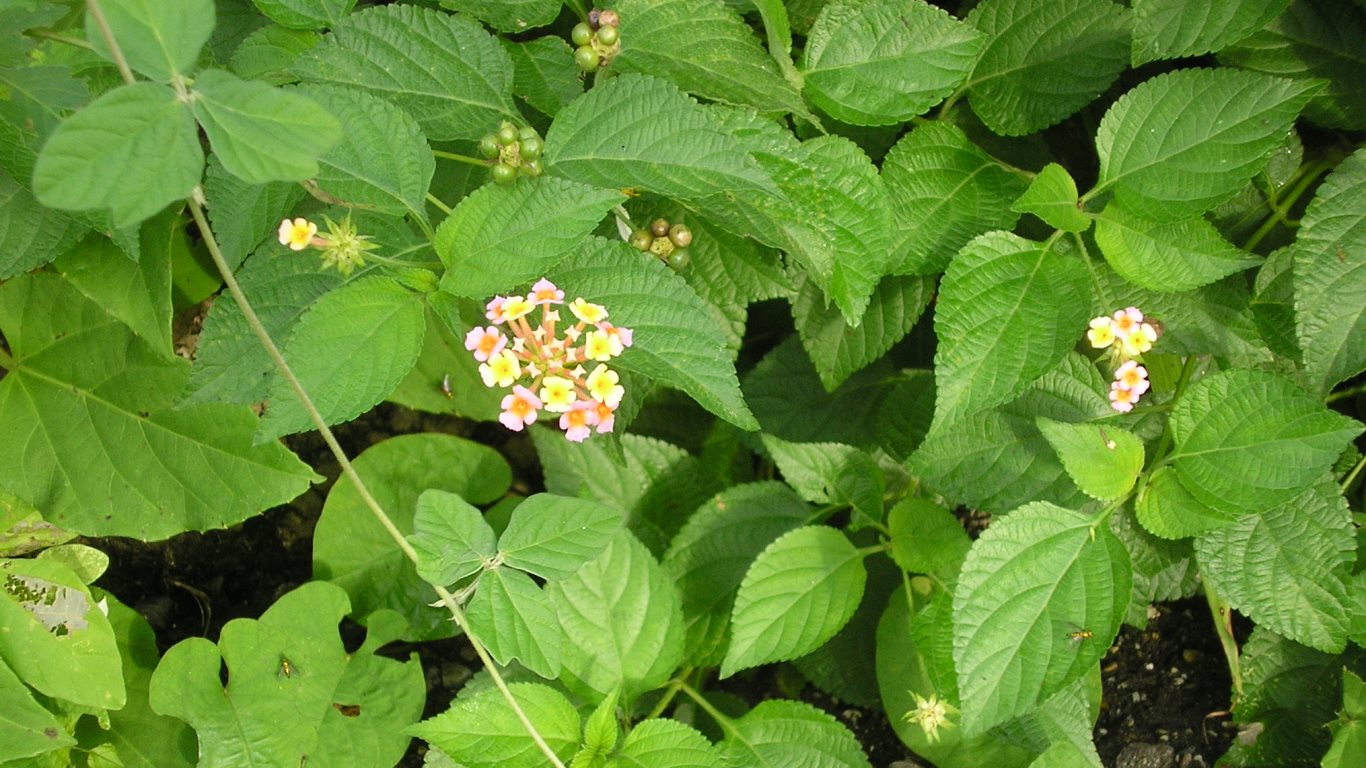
(1168, 369), (1363, 515)
(465, 566), (561, 679)
(550, 238), (759, 430)
(1110, 506), (1198, 625)
(0, 655), (74, 762)
(87, 0), (215, 82)
(615, 0), (805, 116)
(1294, 147), (1366, 395)
(292, 5), (516, 141)
(0, 273), (317, 539)
(718, 699), (872, 768)
(201, 155), (307, 272)
(253, 0), (356, 29)
(931, 231), (1090, 424)
(53, 228), (173, 360)
(190, 69), (341, 185)
(387, 295), (502, 422)
(410, 683), (580, 768)
(229, 24), (321, 84)
(0, 558), (123, 710)
(1133, 465), (1236, 540)
(438, 0), (559, 33)
(1195, 479), (1354, 653)
(410, 489), (498, 585)
(760, 435), (884, 529)
(0, 168), (86, 279)
(1094, 202), (1262, 291)
(151, 583), (423, 768)
(613, 719), (723, 768)
(1037, 418), (1144, 500)
(313, 434), (510, 640)
(436, 178), (623, 297)
(1012, 163), (1091, 233)
(677, 209), (791, 350)
(32, 82), (201, 228)
(1095, 68), (1320, 223)
(544, 73), (778, 202)
(888, 498), (971, 576)
(548, 530), (685, 703)
(0, 64), (88, 181)
(503, 37), (583, 118)
(295, 84), (435, 219)
(497, 494), (622, 581)
(965, 0), (1130, 135)
(1218, 1), (1366, 130)
(802, 0), (982, 125)
(953, 502), (1131, 736)
(1132, 0), (1289, 65)
(881, 122), (1028, 275)
(582, 687), (621, 757)
(721, 525), (867, 677)
(792, 273), (931, 391)
(257, 276), (426, 441)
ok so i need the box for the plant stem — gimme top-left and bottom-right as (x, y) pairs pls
(1241, 160), (1331, 252)
(425, 192), (453, 216)
(678, 682), (738, 738)
(25, 28), (94, 50)
(1341, 453), (1366, 496)
(432, 149), (491, 167)
(1327, 380), (1366, 404)
(1148, 355), (1199, 467)
(1202, 580), (1243, 700)
(85, 0), (135, 85)
(644, 668), (695, 721)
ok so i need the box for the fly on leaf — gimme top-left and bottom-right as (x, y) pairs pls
(278, 655), (298, 678)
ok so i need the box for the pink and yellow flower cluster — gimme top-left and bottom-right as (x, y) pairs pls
(468, 279), (633, 442)
(1086, 307), (1159, 413)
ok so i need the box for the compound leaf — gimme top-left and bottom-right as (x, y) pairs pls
(498, 494), (622, 581)
(87, 0), (215, 82)
(465, 566), (561, 679)
(410, 489), (498, 585)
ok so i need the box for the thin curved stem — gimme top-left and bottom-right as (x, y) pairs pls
(1341, 453), (1366, 496)
(432, 149), (491, 167)
(85, 0), (135, 85)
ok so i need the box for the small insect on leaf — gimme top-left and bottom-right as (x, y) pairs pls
(278, 655), (298, 678)
(332, 702), (362, 717)
(1099, 428), (1117, 450)
(1067, 628), (1094, 645)
(441, 374), (453, 400)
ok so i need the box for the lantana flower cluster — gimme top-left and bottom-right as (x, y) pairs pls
(277, 215), (376, 276)
(467, 279), (633, 442)
(1086, 306), (1160, 413)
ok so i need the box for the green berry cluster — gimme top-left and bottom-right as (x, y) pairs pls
(630, 217), (692, 270)
(478, 121), (543, 185)
(571, 9), (620, 73)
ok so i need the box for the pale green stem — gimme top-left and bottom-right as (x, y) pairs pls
(1202, 580), (1243, 700)
(85, 0), (135, 85)
(25, 28), (94, 50)
(1341, 453), (1366, 496)
(432, 149), (490, 167)
(643, 668), (696, 721)
(425, 192), (453, 216)
(678, 682), (738, 738)
(1242, 160), (1332, 252)
(1147, 355), (1199, 469)
(1327, 381), (1366, 404)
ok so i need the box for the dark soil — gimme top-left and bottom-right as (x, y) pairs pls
(87, 403), (1236, 768)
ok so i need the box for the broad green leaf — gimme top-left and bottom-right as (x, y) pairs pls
(386, 295), (502, 422)
(0, 655), (73, 762)
(1133, 465), (1236, 540)
(1012, 163), (1091, 233)
(1095, 68), (1320, 223)
(1037, 418), (1144, 500)
(793, 271), (931, 391)
(191, 69), (342, 185)
(201, 155), (307, 272)
(802, 0), (982, 125)
(503, 37), (583, 118)
(718, 699), (872, 768)
(662, 482), (810, 666)
(721, 525), (867, 677)
(931, 231), (1090, 424)
(0, 64), (88, 181)
(791, 551), (899, 708)
(1218, 1), (1366, 130)
(888, 498), (971, 576)
(296, 84), (434, 220)
(313, 434), (510, 640)
(1132, 0), (1289, 65)
(1168, 369), (1362, 515)
(1252, 246), (1301, 361)
(1294, 147), (1366, 395)
(436, 178), (623, 297)
(0, 3), (66, 67)
(544, 73), (778, 202)
(1094, 202), (1262, 291)
(615, 0), (805, 116)
(965, 0), (1130, 135)
(0, 558), (123, 709)
(0, 273), (317, 539)
(547, 531), (685, 703)
(582, 687), (622, 758)
(86, 0), (215, 82)
(881, 122), (1028, 275)
(953, 502), (1131, 736)
(1195, 479), (1354, 653)
(150, 583), (424, 768)
(1109, 506), (1198, 625)
(292, 5), (517, 141)
(54, 231), (172, 360)
(438, 0), (559, 33)
(612, 719), (723, 768)
(229, 24), (321, 84)
(0, 168), (86, 279)
(33, 82), (201, 228)
(257, 276), (425, 441)
(465, 566), (561, 679)
(410, 489), (498, 585)
(532, 429), (721, 556)
(498, 494), (622, 581)
(550, 238), (759, 430)
(253, 0), (356, 29)
(759, 435), (884, 529)
(409, 683), (580, 768)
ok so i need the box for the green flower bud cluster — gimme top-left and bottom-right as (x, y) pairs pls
(571, 9), (621, 73)
(630, 217), (692, 270)
(478, 121), (543, 185)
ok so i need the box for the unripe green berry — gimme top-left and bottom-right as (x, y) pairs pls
(629, 228), (653, 251)
(491, 163), (517, 185)
(668, 223), (692, 248)
(518, 126), (539, 141)
(520, 158), (543, 177)
(649, 236), (673, 257)
(518, 136), (543, 160)
(595, 23), (619, 47)
(478, 135), (500, 159)
(571, 22), (593, 47)
(650, 218), (669, 237)
(574, 45), (598, 72)
(667, 248), (691, 270)
(496, 124), (518, 146)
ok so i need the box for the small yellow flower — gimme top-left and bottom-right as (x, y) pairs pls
(278, 217), (317, 251)
(539, 375), (576, 413)
(582, 329), (624, 362)
(903, 692), (957, 744)
(500, 295), (535, 323)
(569, 297), (608, 324)
(585, 364), (624, 408)
(1119, 323), (1158, 357)
(479, 350), (521, 388)
(1086, 316), (1115, 349)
